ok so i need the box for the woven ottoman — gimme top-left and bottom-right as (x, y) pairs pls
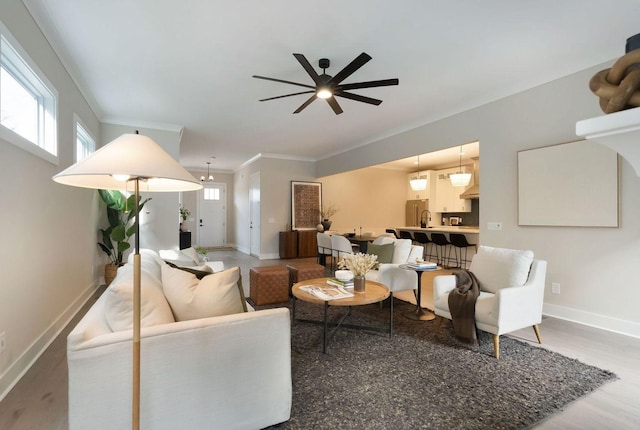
(285, 262), (326, 288)
(249, 266), (289, 305)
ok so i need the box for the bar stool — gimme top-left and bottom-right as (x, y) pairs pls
(412, 232), (436, 262)
(385, 228), (400, 238)
(430, 233), (452, 267)
(448, 233), (477, 269)
(398, 230), (413, 241)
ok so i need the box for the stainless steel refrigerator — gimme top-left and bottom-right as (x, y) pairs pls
(406, 199), (428, 227)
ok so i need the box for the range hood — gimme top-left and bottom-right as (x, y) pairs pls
(459, 157), (479, 199)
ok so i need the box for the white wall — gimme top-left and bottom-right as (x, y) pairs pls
(319, 167), (408, 235)
(317, 62), (640, 338)
(0, 2), (101, 399)
(234, 156), (316, 258)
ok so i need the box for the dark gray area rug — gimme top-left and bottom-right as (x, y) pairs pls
(261, 298), (616, 430)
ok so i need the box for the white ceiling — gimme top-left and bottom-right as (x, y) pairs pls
(22, 0), (640, 173)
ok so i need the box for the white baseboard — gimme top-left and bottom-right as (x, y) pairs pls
(543, 303), (640, 339)
(0, 281), (99, 402)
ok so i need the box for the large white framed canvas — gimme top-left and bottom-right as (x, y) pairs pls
(518, 140), (618, 227)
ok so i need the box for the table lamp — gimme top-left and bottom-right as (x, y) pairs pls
(53, 132), (202, 429)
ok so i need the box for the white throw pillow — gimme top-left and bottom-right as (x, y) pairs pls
(391, 239), (412, 264)
(104, 278), (175, 332)
(161, 265), (247, 321)
(469, 245), (534, 294)
(180, 246), (202, 265)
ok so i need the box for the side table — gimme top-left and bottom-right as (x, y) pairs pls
(399, 264), (441, 321)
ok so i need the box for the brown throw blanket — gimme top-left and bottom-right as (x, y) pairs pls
(448, 269), (480, 344)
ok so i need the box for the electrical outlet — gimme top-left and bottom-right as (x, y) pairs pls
(487, 222), (502, 231)
(551, 283), (561, 294)
(0, 332), (6, 352)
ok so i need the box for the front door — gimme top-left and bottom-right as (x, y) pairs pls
(198, 183), (226, 247)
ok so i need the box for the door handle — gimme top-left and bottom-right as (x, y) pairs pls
(199, 218), (203, 227)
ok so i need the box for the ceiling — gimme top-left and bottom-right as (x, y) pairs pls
(22, 1), (640, 173)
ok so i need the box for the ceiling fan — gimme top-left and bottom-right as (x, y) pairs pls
(252, 52), (399, 115)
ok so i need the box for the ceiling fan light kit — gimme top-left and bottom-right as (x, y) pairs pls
(253, 52), (398, 114)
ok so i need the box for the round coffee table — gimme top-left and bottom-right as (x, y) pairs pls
(292, 277), (390, 353)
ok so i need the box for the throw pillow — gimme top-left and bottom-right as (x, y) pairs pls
(104, 278), (175, 332)
(391, 239), (412, 264)
(367, 242), (395, 264)
(161, 265), (247, 321)
(180, 246), (202, 265)
(469, 245), (534, 293)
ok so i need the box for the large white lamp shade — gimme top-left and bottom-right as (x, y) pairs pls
(53, 133), (202, 191)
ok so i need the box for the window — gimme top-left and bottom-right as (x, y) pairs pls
(204, 188), (220, 201)
(0, 21), (57, 162)
(75, 117), (95, 161)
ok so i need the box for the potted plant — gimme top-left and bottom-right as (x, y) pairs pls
(319, 202), (338, 231)
(195, 246), (209, 262)
(98, 189), (151, 285)
(179, 206), (191, 232)
(338, 252), (379, 293)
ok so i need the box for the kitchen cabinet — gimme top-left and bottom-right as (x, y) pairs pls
(407, 170), (431, 200)
(434, 167), (472, 213)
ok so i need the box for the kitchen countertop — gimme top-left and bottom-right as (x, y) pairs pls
(397, 226), (480, 234)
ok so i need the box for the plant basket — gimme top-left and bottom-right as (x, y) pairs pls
(104, 263), (119, 286)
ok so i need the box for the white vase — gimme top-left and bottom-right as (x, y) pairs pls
(180, 221), (188, 232)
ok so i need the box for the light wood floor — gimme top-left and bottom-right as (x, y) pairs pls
(1, 250), (639, 429)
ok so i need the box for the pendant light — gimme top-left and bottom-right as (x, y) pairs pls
(200, 161), (214, 182)
(450, 145), (471, 187)
(409, 154), (427, 191)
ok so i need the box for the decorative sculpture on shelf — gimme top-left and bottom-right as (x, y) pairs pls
(589, 33), (640, 114)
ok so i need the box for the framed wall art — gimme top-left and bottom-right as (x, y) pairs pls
(291, 181), (322, 230)
(518, 139), (618, 227)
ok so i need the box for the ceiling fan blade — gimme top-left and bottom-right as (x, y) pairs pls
(293, 94), (318, 114)
(325, 96), (343, 115)
(252, 75), (316, 89)
(259, 90), (315, 102)
(335, 91), (383, 105)
(293, 53), (322, 85)
(339, 78), (399, 91)
(329, 52), (372, 85)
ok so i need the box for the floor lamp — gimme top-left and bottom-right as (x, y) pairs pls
(53, 133), (202, 429)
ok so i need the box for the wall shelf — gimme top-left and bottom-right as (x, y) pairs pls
(576, 107), (640, 176)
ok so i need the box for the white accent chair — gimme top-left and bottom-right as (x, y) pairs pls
(433, 245), (547, 359)
(331, 235), (356, 269)
(365, 238), (424, 334)
(316, 232), (333, 266)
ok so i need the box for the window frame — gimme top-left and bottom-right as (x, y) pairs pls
(74, 114), (96, 162)
(0, 20), (58, 165)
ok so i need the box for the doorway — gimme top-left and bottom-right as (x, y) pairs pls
(249, 172), (260, 257)
(197, 183), (226, 247)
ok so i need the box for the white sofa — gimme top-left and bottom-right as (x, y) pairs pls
(68, 249), (291, 430)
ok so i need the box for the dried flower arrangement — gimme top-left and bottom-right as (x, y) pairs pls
(338, 252), (379, 277)
(319, 202), (338, 220)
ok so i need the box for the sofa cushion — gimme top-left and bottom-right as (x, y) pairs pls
(367, 242), (394, 264)
(162, 265), (247, 321)
(469, 245), (534, 294)
(391, 239), (412, 264)
(104, 274), (175, 332)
